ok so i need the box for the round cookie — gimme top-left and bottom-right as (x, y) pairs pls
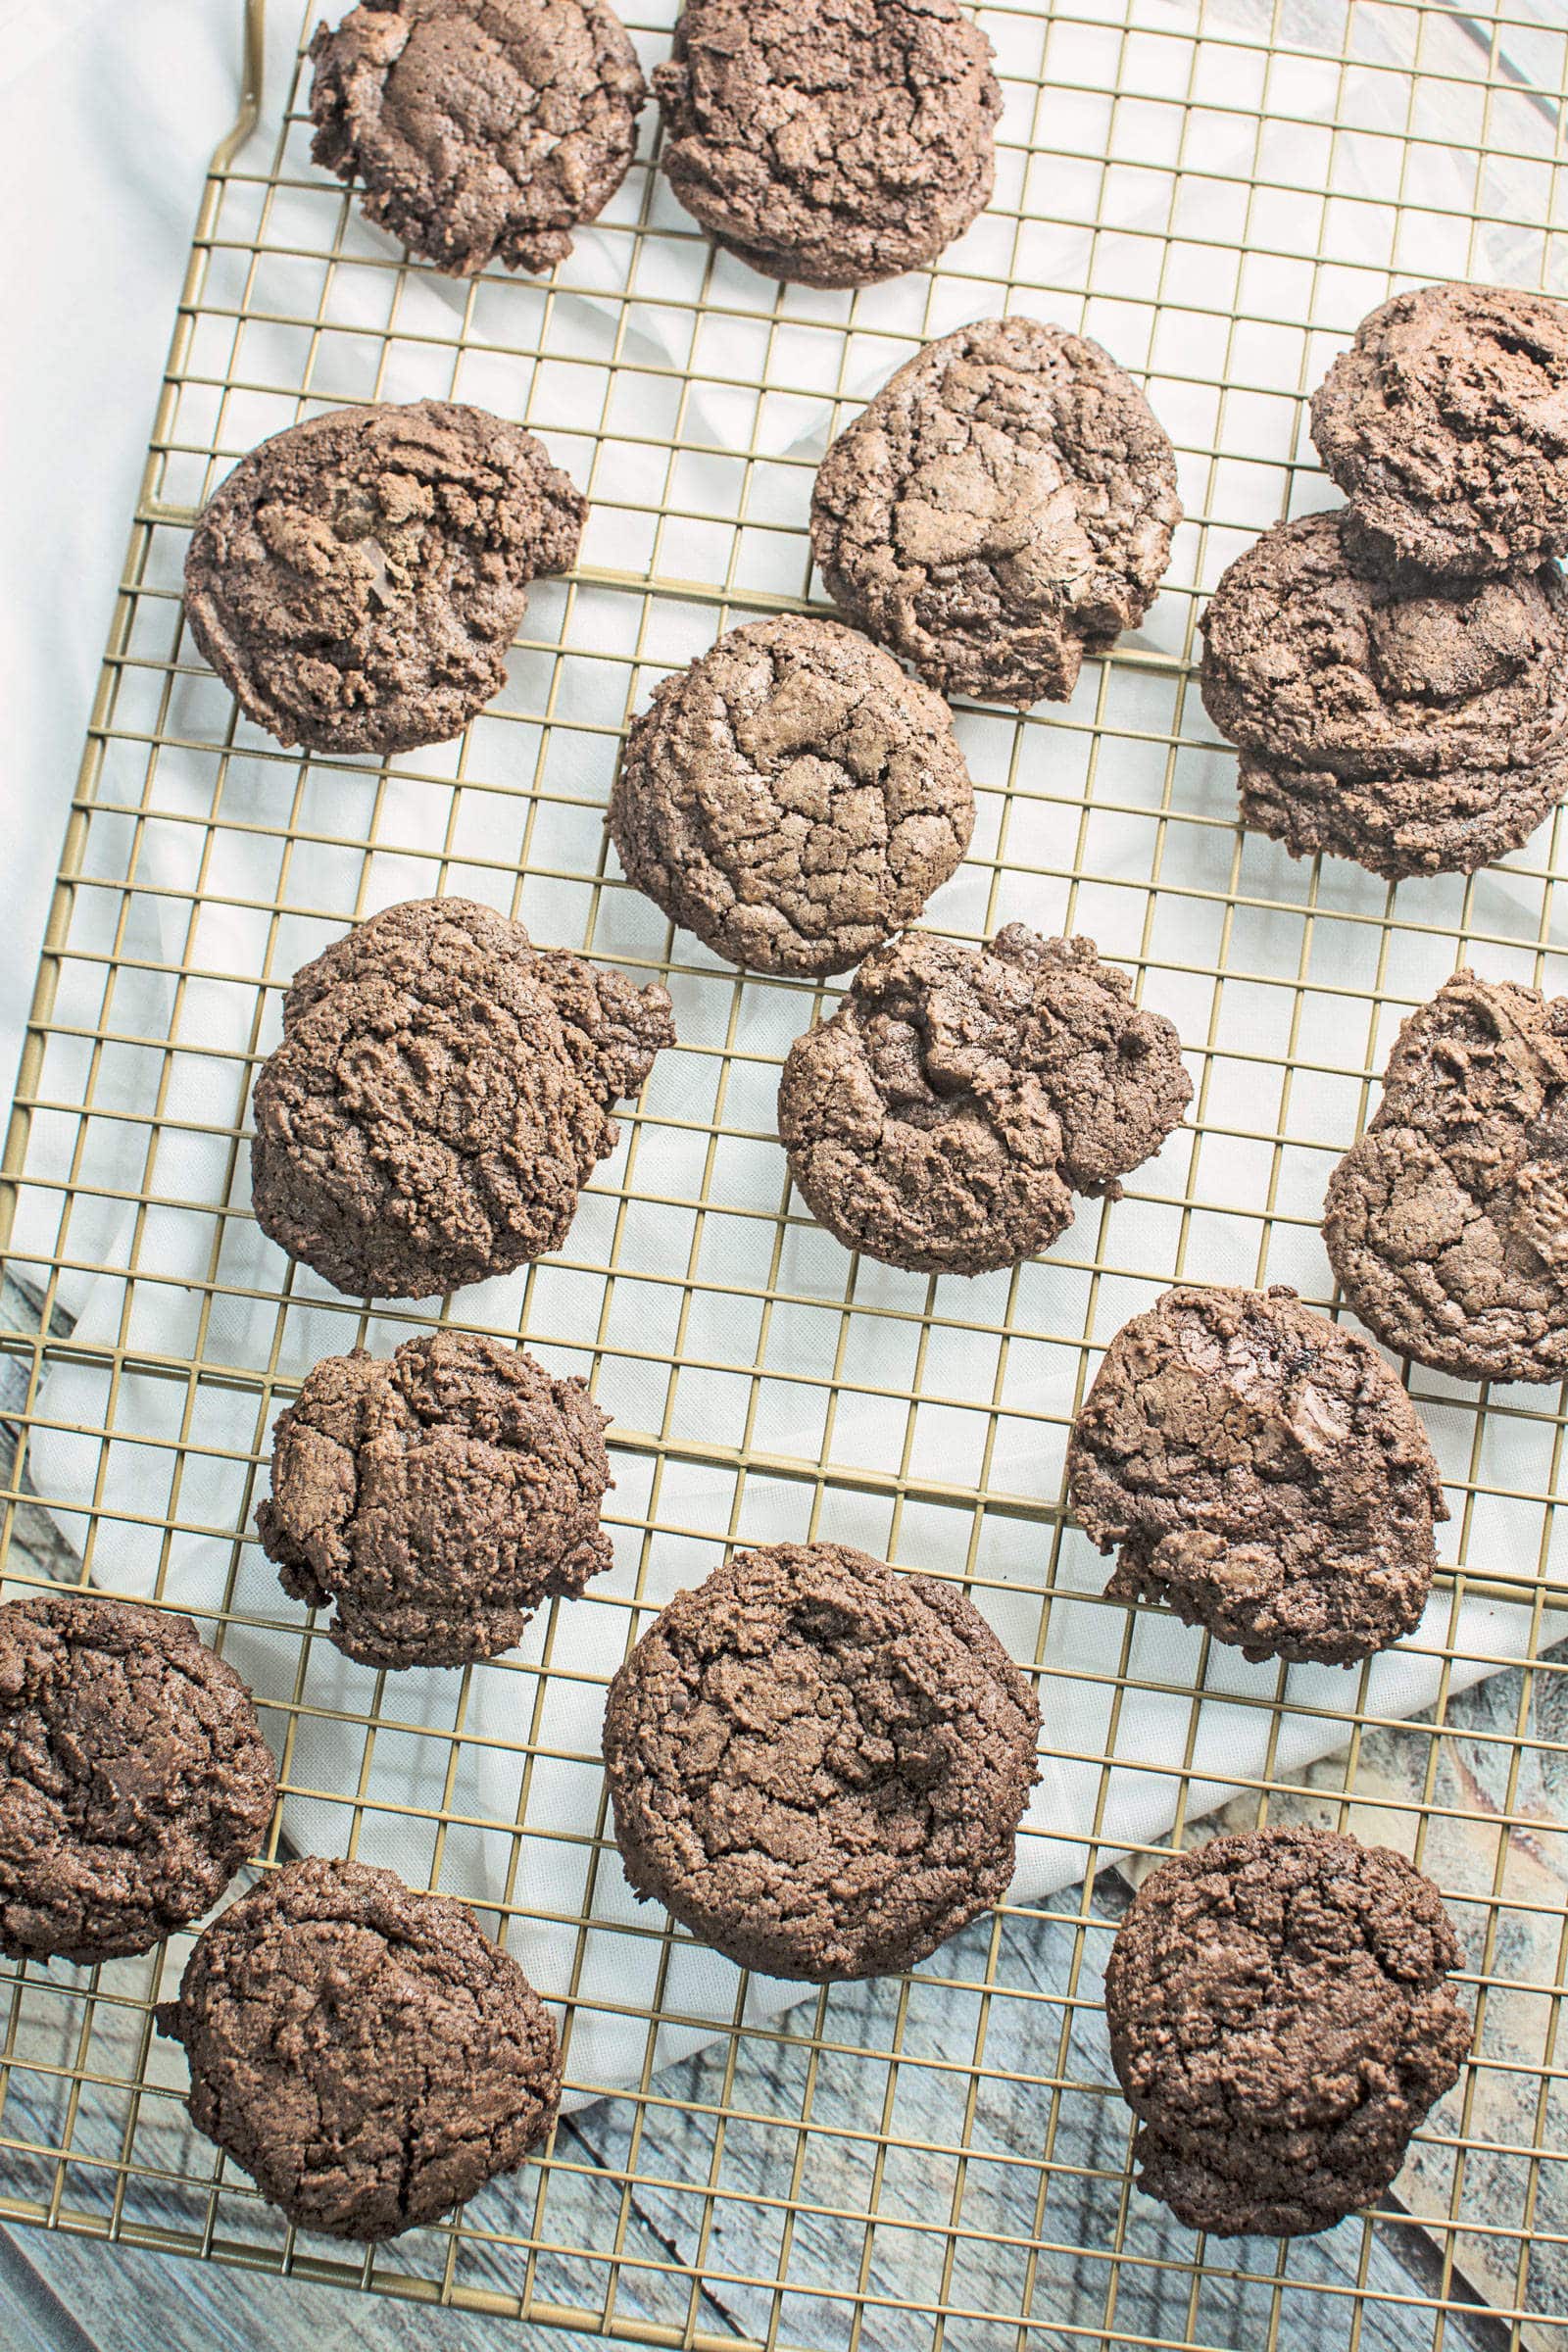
(1324, 970), (1568, 1385)
(610, 615), (975, 976)
(0, 1592), (276, 1966)
(156, 1856), (561, 2239)
(652, 0), (1000, 290)
(778, 926), (1191, 1276)
(810, 317), (1181, 707)
(601, 1542), (1039, 1981)
(183, 400), (584, 755)
(250, 897), (675, 1299)
(1200, 509), (1568, 880)
(308, 0), (647, 277)
(259, 1330), (612, 1668)
(1066, 1286), (1446, 1665)
(1104, 1826), (1471, 2237)
(1310, 280), (1568, 577)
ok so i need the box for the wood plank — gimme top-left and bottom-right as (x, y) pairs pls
(0, 2218), (608, 2351)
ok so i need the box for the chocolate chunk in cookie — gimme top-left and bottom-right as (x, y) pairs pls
(602, 1542), (1039, 1981)
(652, 0), (1000, 289)
(157, 1856), (561, 2239)
(1310, 281), (1568, 577)
(309, 0), (647, 277)
(1066, 1285), (1445, 1665)
(810, 317), (1181, 707)
(778, 927), (1191, 1276)
(610, 615), (974, 976)
(259, 1330), (612, 1668)
(184, 400), (584, 755)
(1105, 1826), (1470, 2237)
(250, 897), (674, 1299)
(1324, 971), (1568, 1385)
(0, 1593), (276, 1966)
(1200, 509), (1568, 880)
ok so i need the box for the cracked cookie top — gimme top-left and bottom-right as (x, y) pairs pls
(1310, 280), (1568, 577)
(250, 897), (675, 1299)
(259, 1329), (613, 1668)
(652, 0), (1000, 289)
(777, 926), (1191, 1275)
(157, 1856), (561, 2240)
(308, 0), (647, 277)
(1323, 970), (1568, 1385)
(1066, 1284), (1446, 1665)
(183, 400), (584, 755)
(810, 317), (1181, 707)
(0, 1593), (276, 1965)
(610, 614), (975, 975)
(1105, 1826), (1470, 2237)
(602, 1542), (1039, 1981)
(1200, 507), (1568, 880)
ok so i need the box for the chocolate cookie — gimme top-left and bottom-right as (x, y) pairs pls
(1310, 281), (1568, 577)
(652, 0), (1000, 289)
(1105, 1826), (1471, 2237)
(0, 1593), (276, 1966)
(610, 615), (975, 976)
(157, 1856), (561, 2239)
(308, 0), (647, 277)
(184, 400), (584, 755)
(602, 1542), (1039, 1981)
(250, 897), (674, 1298)
(1066, 1285), (1446, 1665)
(1324, 971), (1568, 1385)
(259, 1330), (612, 1667)
(1200, 509), (1568, 880)
(778, 927), (1191, 1276)
(810, 318), (1181, 707)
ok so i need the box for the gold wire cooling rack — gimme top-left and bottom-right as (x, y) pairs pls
(5, 0), (1568, 2346)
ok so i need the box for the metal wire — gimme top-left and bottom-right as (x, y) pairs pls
(2, 0), (1568, 2345)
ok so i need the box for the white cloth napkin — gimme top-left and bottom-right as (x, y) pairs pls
(9, 0), (1568, 2112)
(0, 0), (277, 1103)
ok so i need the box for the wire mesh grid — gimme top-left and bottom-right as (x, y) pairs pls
(3, 0), (1568, 2344)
